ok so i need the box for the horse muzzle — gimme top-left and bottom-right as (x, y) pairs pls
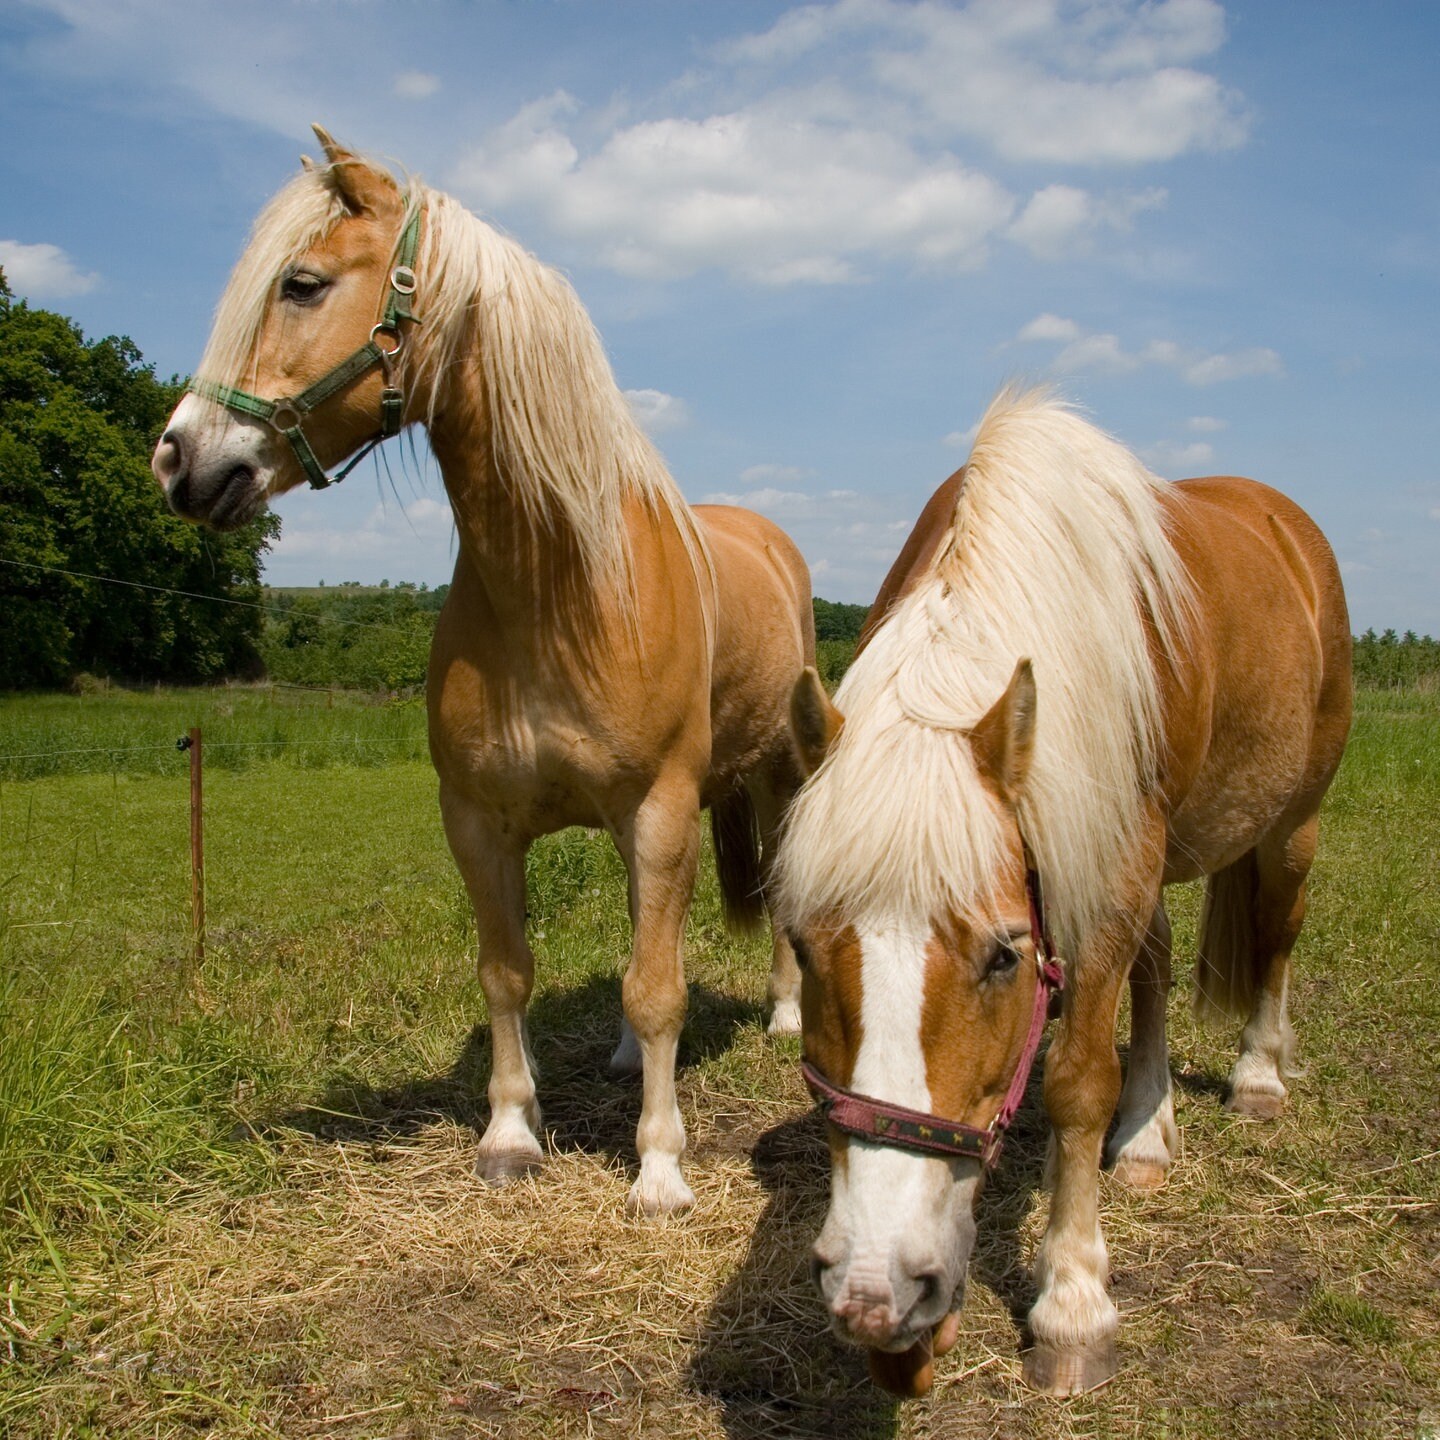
(152, 402), (272, 531)
(812, 1211), (972, 1353)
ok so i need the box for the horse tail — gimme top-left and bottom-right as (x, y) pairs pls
(1193, 849), (1260, 1024)
(711, 785), (767, 935)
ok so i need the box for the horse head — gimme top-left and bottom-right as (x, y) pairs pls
(781, 659), (1052, 1395)
(153, 126), (419, 528)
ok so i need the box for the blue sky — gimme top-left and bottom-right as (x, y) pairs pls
(3, 0), (1437, 630)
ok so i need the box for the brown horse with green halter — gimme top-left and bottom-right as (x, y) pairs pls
(774, 387), (1351, 1396)
(153, 127), (813, 1215)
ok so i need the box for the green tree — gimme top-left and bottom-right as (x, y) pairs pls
(812, 596), (869, 642)
(0, 272), (278, 687)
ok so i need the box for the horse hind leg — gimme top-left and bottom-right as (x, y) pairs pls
(750, 769), (803, 1036)
(1195, 816), (1317, 1118)
(711, 772), (802, 1036)
(1108, 900), (1179, 1189)
(440, 791), (544, 1184)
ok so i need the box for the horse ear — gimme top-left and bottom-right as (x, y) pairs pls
(311, 123), (349, 164)
(310, 122), (400, 218)
(969, 658), (1036, 806)
(790, 667), (845, 777)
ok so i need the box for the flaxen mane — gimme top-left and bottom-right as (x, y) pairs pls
(776, 388), (1194, 961)
(195, 160), (711, 607)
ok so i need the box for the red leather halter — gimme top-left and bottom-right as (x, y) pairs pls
(800, 870), (1065, 1169)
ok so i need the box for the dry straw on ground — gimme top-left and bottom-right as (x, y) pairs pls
(12, 1024), (1437, 1440)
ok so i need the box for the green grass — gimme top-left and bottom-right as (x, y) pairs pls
(0, 684), (1436, 1437)
(0, 684), (428, 780)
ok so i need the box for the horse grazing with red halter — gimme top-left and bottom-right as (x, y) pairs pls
(152, 127), (813, 1216)
(774, 388), (1351, 1396)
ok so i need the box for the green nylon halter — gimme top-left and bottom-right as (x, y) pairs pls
(189, 202), (424, 490)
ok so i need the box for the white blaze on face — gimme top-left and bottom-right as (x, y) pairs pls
(818, 918), (980, 1341)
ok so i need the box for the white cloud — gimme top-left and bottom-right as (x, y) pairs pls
(1429, 507), (1440, 522)
(1181, 347), (1283, 385)
(270, 496), (455, 564)
(454, 100), (1015, 284)
(17, 0), (1243, 291)
(393, 70), (441, 100)
(1017, 312), (1082, 343)
(1019, 317), (1284, 386)
(1187, 415), (1227, 432)
(867, 0), (1246, 164)
(450, 0), (1245, 284)
(624, 387), (691, 434)
(740, 463), (814, 484)
(1141, 439), (1215, 474)
(725, 0), (1246, 164)
(699, 486), (861, 518)
(942, 423), (980, 449)
(0, 239), (99, 298)
(1009, 184), (1166, 261)
(1053, 331), (1139, 375)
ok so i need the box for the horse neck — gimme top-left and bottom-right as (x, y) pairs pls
(425, 383), (611, 637)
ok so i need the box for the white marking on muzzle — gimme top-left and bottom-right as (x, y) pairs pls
(822, 918), (970, 1338)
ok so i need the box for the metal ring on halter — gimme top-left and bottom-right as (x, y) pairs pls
(269, 401), (304, 433)
(370, 323), (404, 357)
(390, 265), (417, 295)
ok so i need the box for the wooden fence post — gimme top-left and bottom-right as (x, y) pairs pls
(188, 725), (204, 968)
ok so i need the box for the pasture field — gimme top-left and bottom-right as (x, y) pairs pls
(0, 687), (1436, 1438)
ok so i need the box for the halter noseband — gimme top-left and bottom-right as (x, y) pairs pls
(801, 869), (1065, 1169)
(188, 202), (424, 490)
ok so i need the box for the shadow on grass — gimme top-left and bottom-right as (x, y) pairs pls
(270, 972), (765, 1165)
(268, 977), (1057, 1434)
(686, 1069), (1053, 1439)
(687, 1112), (902, 1440)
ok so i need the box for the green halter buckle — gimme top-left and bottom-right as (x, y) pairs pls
(188, 202), (424, 490)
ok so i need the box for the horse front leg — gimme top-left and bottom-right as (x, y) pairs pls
(1025, 898), (1153, 1394)
(617, 775), (702, 1215)
(440, 788), (543, 1183)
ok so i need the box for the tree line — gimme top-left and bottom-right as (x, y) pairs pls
(2, 282), (1435, 695)
(0, 273), (275, 689)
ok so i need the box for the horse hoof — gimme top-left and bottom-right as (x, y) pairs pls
(1225, 1089), (1285, 1119)
(625, 1172), (695, 1217)
(867, 1334), (934, 1397)
(474, 1148), (543, 1186)
(766, 999), (802, 1037)
(1022, 1337), (1118, 1395)
(1110, 1156), (1169, 1191)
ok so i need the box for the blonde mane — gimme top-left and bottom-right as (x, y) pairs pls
(196, 160), (712, 610)
(776, 388), (1194, 961)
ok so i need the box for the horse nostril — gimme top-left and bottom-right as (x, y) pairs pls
(809, 1253), (827, 1294)
(167, 474), (192, 515)
(152, 429), (185, 487)
(915, 1270), (941, 1308)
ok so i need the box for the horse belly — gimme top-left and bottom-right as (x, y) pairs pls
(1162, 602), (1326, 882)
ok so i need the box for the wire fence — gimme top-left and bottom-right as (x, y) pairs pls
(0, 702), (432, 783)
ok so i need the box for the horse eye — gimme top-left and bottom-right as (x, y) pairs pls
(280, 271), (329, 305)
(987, 942), (1021, 978)
(789, 933), (812, 971)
